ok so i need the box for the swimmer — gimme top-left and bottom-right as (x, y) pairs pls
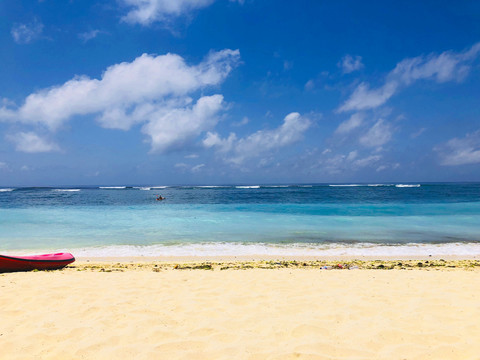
(156, 195), (165, 201)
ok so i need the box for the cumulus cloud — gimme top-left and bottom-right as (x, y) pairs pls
(359, 119), (392, 148)
(436, 129), (480, 166)
(142, 94), (224, 152)
(11, 19), (44, 44)
(120, 0), (215, 25)
(339, 42), (480, 112)
(7, 132), (60, 153)
(339, 55), (364, 74)
(0, 49), (240, 153)
(203, 112), (311, 165)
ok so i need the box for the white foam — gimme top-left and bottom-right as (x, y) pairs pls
(329, 184), (361, 187)
(53, 189), (81, 192)
(62, 242), (480, 258)
(151, 186), (168, 189)
(0, 188), (15, 192)
(99, 186), (127, 189)
(236, 186), (260, 189)
(368, 184), (394, 187)
(396, 184), (421, 188)
(134, 187), (151, 191)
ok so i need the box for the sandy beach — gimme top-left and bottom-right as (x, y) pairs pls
(1, 259), (479, 360)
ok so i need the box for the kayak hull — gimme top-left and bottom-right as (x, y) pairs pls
(0, 253), (75, 273)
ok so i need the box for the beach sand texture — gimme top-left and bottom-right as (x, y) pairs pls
(1, 265), (480, 360)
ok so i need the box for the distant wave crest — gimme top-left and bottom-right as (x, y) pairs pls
(329, 184), (362, 187)
(329, 184), (420, 188)
(0, 188), (15, 192)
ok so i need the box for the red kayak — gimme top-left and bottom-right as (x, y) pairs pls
(0, 253), (75, 273)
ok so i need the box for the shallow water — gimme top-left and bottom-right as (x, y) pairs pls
(1, 183), (479, 256)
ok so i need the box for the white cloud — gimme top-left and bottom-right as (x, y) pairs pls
(376, 163), (400, 172)
(320, 150), (382, 175)
(175, 162), (189, 169)
(346, 150), (358, 161)
(339, 55), (364, 74)
(78, 30), (103, 43)
(11, 20), (43, 44)
(353, 154), (381, 168)
(174, 162), (205, 173)
(335, 112), (364, 134)
(142, 94), (224, 152)
(3, 49), (239, 130)
(7, 132), (59, 153)
(339, 42), (480, 113)
(120, 0), (215, 25)
(390, 43), (480, 85)
(359, 119), (392, 148)
(204, 112), (311, 165)
(338, 81), (398, 113)
(436, 129), (480, 166)
(232, 116), (249, 127)
(191, 164), (205, 172)
(0, 162), (7, 170)
(304, 79), (315, 91)
(1, 49), (240, 153)
(410, 127), (426, 139)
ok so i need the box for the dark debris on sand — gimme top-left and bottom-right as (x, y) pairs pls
(64, 259), (480, 272)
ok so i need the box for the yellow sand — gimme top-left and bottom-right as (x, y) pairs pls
(1, 264), (480, 360)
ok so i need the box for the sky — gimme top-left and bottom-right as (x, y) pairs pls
(0, 0), (479, 186)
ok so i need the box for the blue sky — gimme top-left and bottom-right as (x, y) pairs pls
(0, 0), (479, 186)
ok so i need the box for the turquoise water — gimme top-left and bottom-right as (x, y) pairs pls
(1, 184), (480, 256)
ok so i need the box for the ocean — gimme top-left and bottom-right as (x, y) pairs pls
(1, 183), (480, 257)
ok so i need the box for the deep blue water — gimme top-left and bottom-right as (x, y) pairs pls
(1, 183), (480, 256)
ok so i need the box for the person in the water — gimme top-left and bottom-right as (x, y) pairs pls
(156, 195), (165, 201)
